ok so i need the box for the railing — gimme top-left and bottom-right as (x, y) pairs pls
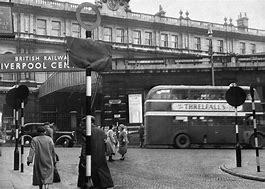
(13, 0), (265, 37)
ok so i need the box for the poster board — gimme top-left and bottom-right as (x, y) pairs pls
(128, 94), (143, 123)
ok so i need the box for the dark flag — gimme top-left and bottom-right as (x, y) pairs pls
(66, 37), (112, 72)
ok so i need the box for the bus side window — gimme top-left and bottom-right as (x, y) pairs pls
(246, 94), (251, 100)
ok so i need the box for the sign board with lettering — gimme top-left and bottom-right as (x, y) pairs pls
(0, 3), (14, 38)
(0, 53), (82, 72)
(109, 99), (121, 104)
(171, 102), (242, 112)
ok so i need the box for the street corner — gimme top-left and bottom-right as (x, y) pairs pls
(220, 164), (265, 182)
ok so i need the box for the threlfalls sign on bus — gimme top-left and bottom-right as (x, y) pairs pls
(0, 53), (82, 72)
(171, 102), (243, 112)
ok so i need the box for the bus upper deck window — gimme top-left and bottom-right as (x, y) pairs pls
(151, 89), (170, 99)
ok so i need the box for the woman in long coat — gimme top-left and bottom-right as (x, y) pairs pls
(118, 124), (129, 160)
(106, 125), (117, 161)
(27, 126), (56, 189)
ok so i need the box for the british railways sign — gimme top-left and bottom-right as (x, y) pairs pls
(0, 53), (81, 72)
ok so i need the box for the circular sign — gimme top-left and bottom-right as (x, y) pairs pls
(225, 86), (246, 107)
(76, 2), (101, 31)
(107, 0), (119, 11)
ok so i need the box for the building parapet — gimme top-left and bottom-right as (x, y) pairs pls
(13, 0), (265, 37)
(111, 54), (265, 71)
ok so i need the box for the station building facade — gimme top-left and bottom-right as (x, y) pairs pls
(1, 0), (265, 130)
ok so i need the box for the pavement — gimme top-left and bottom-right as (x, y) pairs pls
(0, 146), (79, 189)
(1, 146), (265, 189)
(220, 161), (265, 182)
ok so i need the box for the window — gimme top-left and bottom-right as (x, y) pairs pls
(171, 89), (226, 100)
(51, 21), (61, 36)
(240, 42), (246, 54)
(194, 37), (201, 50)
(104, 27), (112, 42)
(133, 30), (141, 45)
(24, 15), (30, 33)
(36, 19), (47, 35)
(161, 33), (168, 47)
(145, 32), (152, 46)
(151, 89), (171, 99)
(251, 43), (256, 54)
(20, 72), (35, 81)
(228, 41), (233, 53)
(72, 23), (80, 38)
(218, 40), (224, 53)
(206, 38), (214, 53)
(171, 35), (178, 48)
(206, 39), (210, 50)
(116, 28), (124, 43)
(1, 73), (15, 81)
(184, 35), (189, 49)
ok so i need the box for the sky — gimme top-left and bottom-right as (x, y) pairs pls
(58, 0), (265, 30)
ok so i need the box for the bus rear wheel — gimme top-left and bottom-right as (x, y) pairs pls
(249, 133), (264, 149)
(174, 134), (190, 148)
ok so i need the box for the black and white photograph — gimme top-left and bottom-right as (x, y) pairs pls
(1, 0), (265, 188)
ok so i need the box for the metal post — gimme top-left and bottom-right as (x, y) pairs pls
(20, 101), (24, 172)
(235, 107), (241, 167)
(210, 46), (215, 86)
(250, 85), (261, 172)
(14, 108), (19, 170)
(208, 26), (215, 86)
(84, 30), (93, 189)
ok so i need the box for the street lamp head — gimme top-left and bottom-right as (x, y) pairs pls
(207, 23), (213, 36)
(207, 28), (213, 36)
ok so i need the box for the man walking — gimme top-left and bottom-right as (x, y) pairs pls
(77, 116), (114, 188)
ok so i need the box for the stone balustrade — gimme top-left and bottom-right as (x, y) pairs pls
(13, 0), (265, 37)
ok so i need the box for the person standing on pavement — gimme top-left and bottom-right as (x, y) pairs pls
(118, 124), (129, 160)
(77, 116), (114, 188)
(138, 123), (145, 148)
(106, 125), (117, 162)
(27, 126), (56, 189)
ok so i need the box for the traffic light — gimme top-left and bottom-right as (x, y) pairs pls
(6, 85), (29, 109)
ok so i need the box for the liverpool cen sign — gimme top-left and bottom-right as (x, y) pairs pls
(0, 53), (81, 72)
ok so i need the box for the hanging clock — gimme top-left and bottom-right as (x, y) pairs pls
(107, 0), (119, 11)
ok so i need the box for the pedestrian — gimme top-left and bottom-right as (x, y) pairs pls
(77, 116), (114, 189)
(27, 126), (56, 189)
(44, 122), (59, 162)
(44, 122), (53, 140)
(106, 125), (117, 162)
(138, 123), (145, 148)
(118, 124), (129, 160)
(0, 128), (5, 156)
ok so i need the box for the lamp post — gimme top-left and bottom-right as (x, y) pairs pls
(208, 25), (215, 86)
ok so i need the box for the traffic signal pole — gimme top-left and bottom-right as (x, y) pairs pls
(235, 107), (241, 167)
(20, 101), (25, 172)
(250, 85), (261, 172)
(84, 31), (93, 189)
(14, 107), (19, 170)
(225, 84), (246, 168)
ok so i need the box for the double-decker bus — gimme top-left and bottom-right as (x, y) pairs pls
(144, 85), (265, 148)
